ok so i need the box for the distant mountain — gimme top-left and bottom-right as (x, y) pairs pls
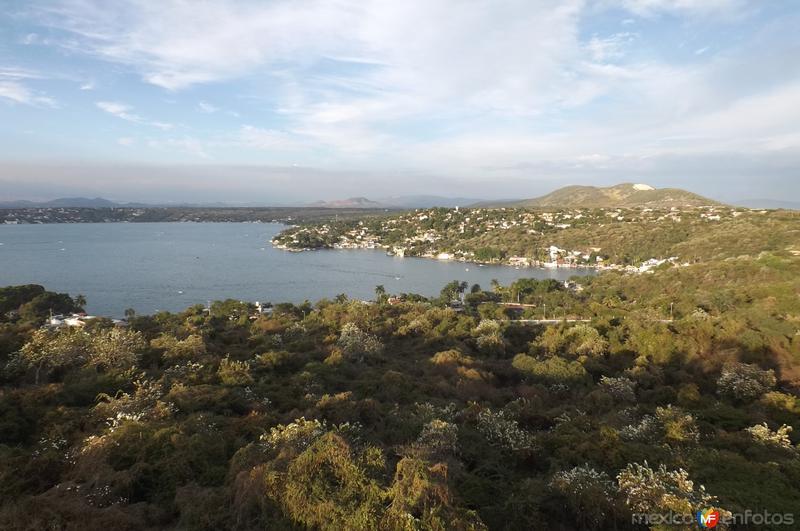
(477, 183), (721, 209)
(310, 197), (384, 209)
(0, 197), (254, 209)
(376, 195), (480, 208)
(309, 195), (480, 209)
(733, 198), (800, 210)
(0, 197), (126, 209)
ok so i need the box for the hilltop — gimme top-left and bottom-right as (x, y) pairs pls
(309, 197), (383, 208)
(479, 183), (721, 209)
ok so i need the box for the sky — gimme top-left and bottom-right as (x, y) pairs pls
(0, 0), (798, 204)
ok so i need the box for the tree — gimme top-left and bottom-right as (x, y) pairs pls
(440, 280), (468, 302)
(337, 323), (383, 361)
(87, 327), (146, 372)
(20, 328), (91, 383)
(276, 432), (385, 529)
(74, 294), (87, 310)
(374, 285), (387, 303)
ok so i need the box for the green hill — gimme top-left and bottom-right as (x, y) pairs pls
(483, 183), (722, 208)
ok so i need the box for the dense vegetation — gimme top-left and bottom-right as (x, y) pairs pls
(2, 209), (800, 529)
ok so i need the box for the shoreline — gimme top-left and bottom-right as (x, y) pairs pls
(271, 240), (610, 272)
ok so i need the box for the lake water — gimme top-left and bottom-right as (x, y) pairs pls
(0, 222), (594, 316)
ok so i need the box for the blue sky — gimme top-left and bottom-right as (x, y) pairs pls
(0, 0), (798, 203)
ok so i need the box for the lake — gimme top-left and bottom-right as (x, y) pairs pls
(0, 222), (594, 316)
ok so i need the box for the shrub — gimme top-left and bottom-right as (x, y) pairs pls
(619, 406), (698, 445)
(512, 354), (589, 385)
(383, 458), (487, 530)
(655, 405), (699, 444)
(337, 323), (383, 361)
(431, 349), (473, 366)
(550, 465), (616, 530)
(260, 417), (327, 453)
(151, 333), (206, 362)
(599, 376), (635, 401)
(20, 328), (91, 383)
(619, 415), (660, 443)
(536, 324), (607, 358)
(217, 356), (254, 386)
(617, 461), (721, 516)
(86, 328), (146, 372)
(279, 433), (385, 529)
(414, 419), (459, 458)
(254, 350), (300, 374)
(717, 362), (776, 402)
(746, 423), (795, 450)
(476, 409), (535, 452)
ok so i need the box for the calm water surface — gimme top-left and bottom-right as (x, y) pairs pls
(0, 223), (593, 316)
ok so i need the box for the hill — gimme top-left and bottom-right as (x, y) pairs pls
(309, 197), (383, 209)
(0, 197), (124, 209)
(479, 183), (721, 209)
(376, 195), (479, 208)
(310, 195), (480, 209)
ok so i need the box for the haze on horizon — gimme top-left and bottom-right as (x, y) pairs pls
(1, 0), (798, 204)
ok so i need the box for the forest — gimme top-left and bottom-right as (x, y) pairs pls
(2, 226), (800, 530)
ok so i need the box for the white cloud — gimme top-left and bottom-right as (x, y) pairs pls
(0, 80), (56, 107)
(197, 101), (218, 113)
(96, 101), (142, 122)
(584, 32), (637, 62)
(618, 0), (747, 17)
(15, 0), (800, 195)
(96, 100), (174, 130)
(117, 137), (135, 146)
(21, 33), (39, 45)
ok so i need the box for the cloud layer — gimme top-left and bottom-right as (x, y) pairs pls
(1, 0), (798, 201)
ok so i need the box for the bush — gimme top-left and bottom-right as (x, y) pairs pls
(278, 433), (385, 529)
(717, 362), (776, 402)
(337, 323), (383, 361)
(217, 356), (254, 386)
(617, 461), (721, 516)
(512, 354), (589, 385)
(746, 423), (795, 450)
(550, 465), (616, 530)
(476, 409), (535, 452)
(599, 375), (635, 401)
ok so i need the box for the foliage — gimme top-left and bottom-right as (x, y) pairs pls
(550, 465), (617, 530)
(617, 461), (719, 516)
(745, 423), (795, 450)
(717, 362), (776, 402)
(337, 323), (383, 361)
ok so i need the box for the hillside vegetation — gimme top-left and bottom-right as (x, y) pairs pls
(483, 183), (721, 209)
(273, 205), (800, 269)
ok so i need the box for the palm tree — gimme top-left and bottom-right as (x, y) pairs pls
(74, 294), (87, 310)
